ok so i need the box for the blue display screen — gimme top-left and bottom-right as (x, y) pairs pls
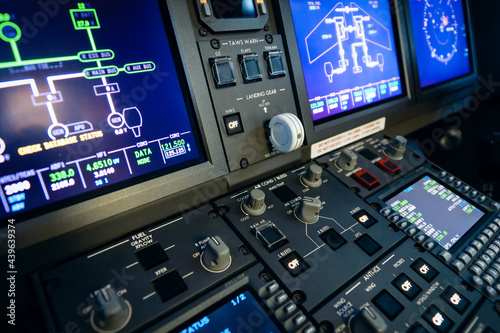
(385, 176), (485, 250)
(0, 0), (204, 219)
(408, 0), (472, 88)
(289, 0), (403, 123)
(177, 290), (280, 333)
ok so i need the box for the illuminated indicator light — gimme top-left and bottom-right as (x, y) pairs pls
(354, 169), (379, 190)
(279, 251), (310, 277)
(392, 274), (422, 300)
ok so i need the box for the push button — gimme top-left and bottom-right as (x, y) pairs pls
(239, 53), (262, 83)
(376, 158), (401, 175)
(353, 170), (380, 190)
(440, 287), (470, 314)
(152, 270), (187, 302)
(372, 290), (404, 321)
(135, 242), (168, 270)
(353, 210), (378, 228)
(392, 274), (422, 301)
(410, 258), (438, 282)
(279, 251), (310, 277)
(223, 113), (244, 136)
(255, 222), (288, 252)
(210, 56), (236, 88)
(354, 234), (382, 256)
(422, 305), (454, 333)
(264, 50), (286, 79)
(319, 228), (347, 250)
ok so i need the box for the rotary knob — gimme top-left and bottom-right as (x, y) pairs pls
(90, 286), (131, 332)
(384, 136), (407, 160)
(295, 197), (322, 224)
(268, 113), (305, 153)
(336, 149), (358, 171)
(242, 189), (267, 216)
(201, 236), (231, 273)
(301, 164), (323, 188)
(348, 306), (387, 333)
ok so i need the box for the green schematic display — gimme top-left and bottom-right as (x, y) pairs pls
(0, 1), (205, 219)
(385, 176), (485, 250)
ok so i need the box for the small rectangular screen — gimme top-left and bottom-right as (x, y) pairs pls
(288, 0), (403, 123)
(0, 1), (205, 219)
(385, 176), (485, 250)
(176, 290), (280, 333)
(210, 0), (258, 19)
(408, 0), (472, 88)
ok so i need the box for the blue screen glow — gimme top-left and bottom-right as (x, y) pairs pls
(289, 0), (403, 122)
(408, 0), (472, 88)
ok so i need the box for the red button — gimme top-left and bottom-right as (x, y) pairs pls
(354, 170), (379, 190)
(377, 158), (401, 174)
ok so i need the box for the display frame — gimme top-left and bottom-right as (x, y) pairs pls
(383, 174), (487, 252)
(4, 0), (228, 251)
(403, 0), (478, 103)
(171, 287), (282, 333)
(274, 0), (416, 144)
(194, 0), (269, 32)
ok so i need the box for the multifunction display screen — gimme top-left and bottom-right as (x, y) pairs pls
(408, 0), (472, 88)
(385, 176), (485, 250)
(0, 1), (204, 219)
(288, 0), (403, 123)
(210, 0), (258, 18)
(177, 290), (279, 333)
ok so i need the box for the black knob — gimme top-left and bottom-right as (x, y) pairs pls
(384, 136), (407, 160)
(336, 149), (358, 171)
(242, 189), (267, 216)
(349, 306), (387, 333)
(302, 165), (323, 188)
(201, 236), (231, 272)
(91, 286), (131, 332)
(295, 197), (322, 223)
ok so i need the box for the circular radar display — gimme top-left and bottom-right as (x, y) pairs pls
(423, 0), (459, 64)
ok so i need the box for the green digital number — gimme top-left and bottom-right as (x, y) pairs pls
(49, 168), (76, 183)
(86, 158), (113, 172)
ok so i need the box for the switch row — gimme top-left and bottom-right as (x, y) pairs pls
(210, 50), (286, 88)
(260, 280), (316, 333)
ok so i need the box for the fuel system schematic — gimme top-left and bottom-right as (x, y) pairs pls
(289, 0), (403, 122)
(0, 1), (202, 218)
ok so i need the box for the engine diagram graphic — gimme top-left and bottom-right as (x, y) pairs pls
(305, 2), (392, 81)
(0, 5), (154, 140)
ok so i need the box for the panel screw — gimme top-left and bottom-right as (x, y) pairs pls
(240, 158), (249, 169)
(211, 38), (221, 49)
(199, 27), (208, 37)
(265, 34), (273, 44)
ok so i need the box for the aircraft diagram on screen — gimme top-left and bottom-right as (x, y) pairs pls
(0, 5), (154, 140)
(305, 2), (392, 82)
